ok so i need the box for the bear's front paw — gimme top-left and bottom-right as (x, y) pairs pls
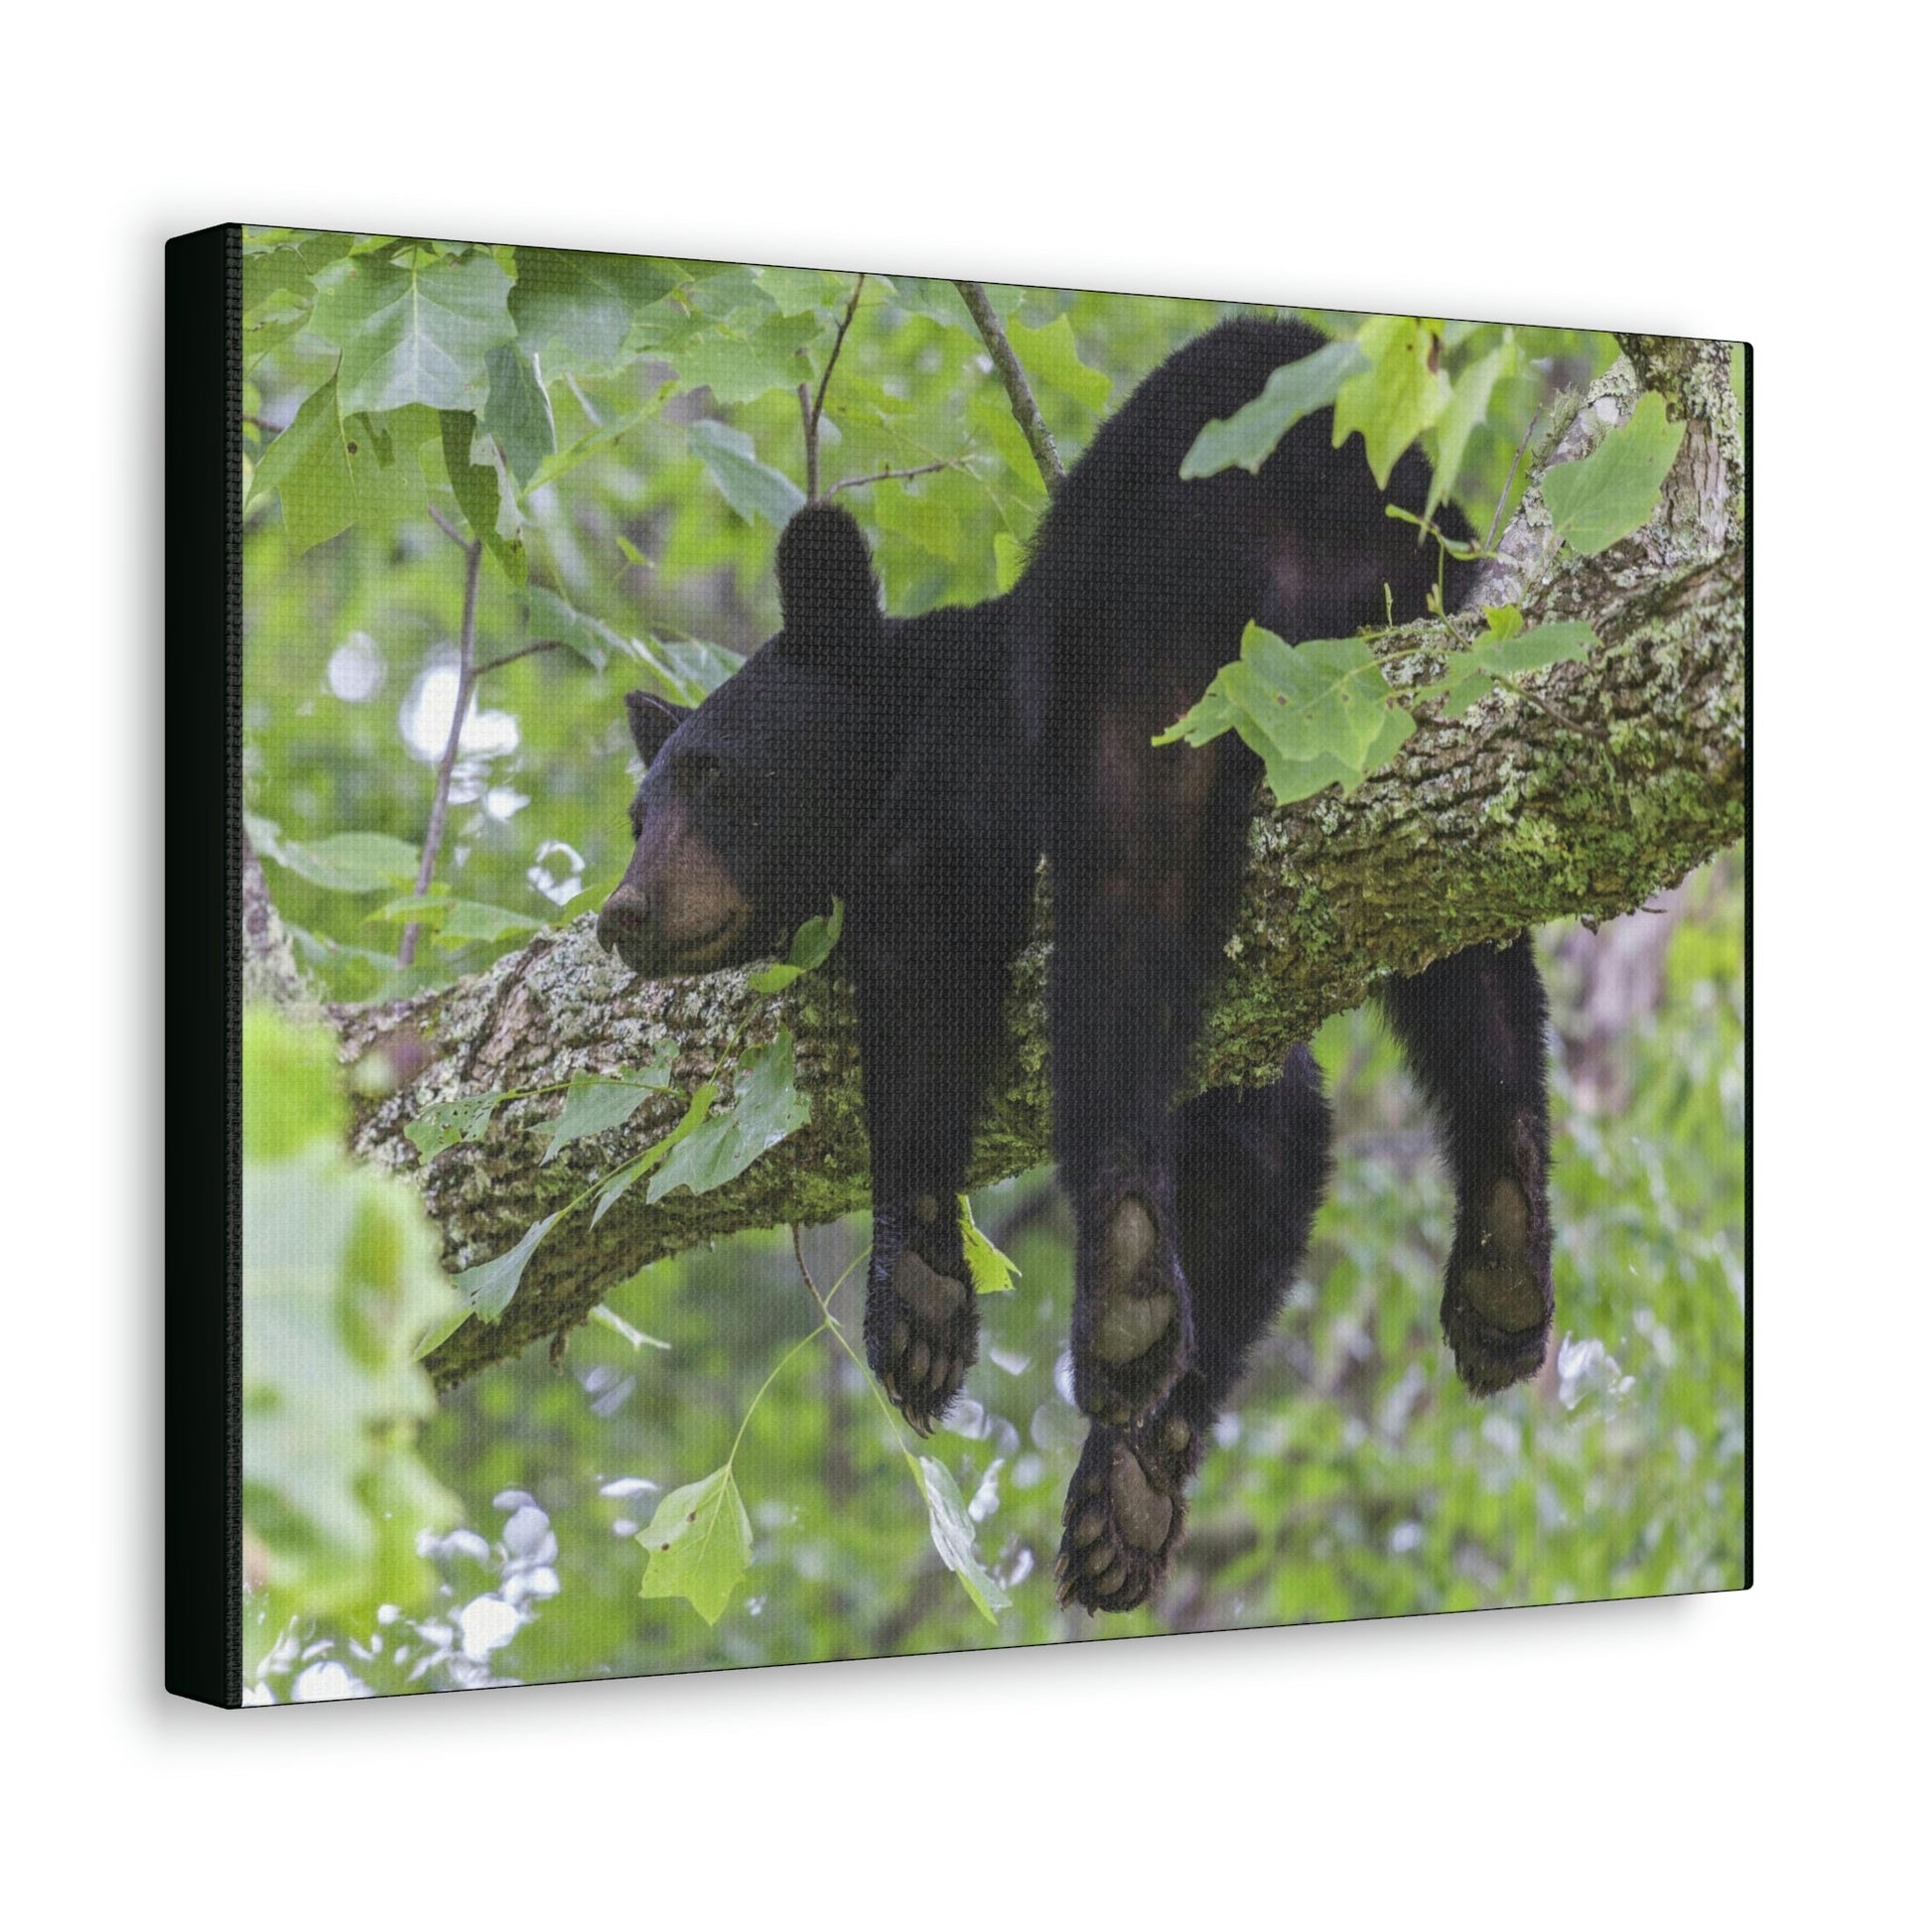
(1441, 1174), (1553, 1396)
(1071, 1194), (1193, 1427)
(864, 1247), (978, 1437)
(1054, 1414), (1195, 1614)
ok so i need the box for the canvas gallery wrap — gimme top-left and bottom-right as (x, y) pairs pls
(166, 224), (1748, 1707)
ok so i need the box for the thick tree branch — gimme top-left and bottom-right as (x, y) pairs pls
(312, 342), (1743, 1390)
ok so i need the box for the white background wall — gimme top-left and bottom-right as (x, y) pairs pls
(4, 5), (1918, 1923)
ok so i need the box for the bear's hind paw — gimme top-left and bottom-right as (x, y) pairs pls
(1055, 1418), (1192, 1615)
(1441, 1177), (1553, 1396)
(865, 1249), (979, 1438)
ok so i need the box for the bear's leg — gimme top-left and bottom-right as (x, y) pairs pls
(850, 847), (1033, 1436)
(1049, 705), (1253, 1430)
(1378, 935), (1555, 1395)
(1057, 1048), (1333, 1613)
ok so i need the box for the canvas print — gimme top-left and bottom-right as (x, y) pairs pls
(169, 224), (1747, 1705)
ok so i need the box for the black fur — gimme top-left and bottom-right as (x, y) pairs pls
(599, 318), (1555, 1613)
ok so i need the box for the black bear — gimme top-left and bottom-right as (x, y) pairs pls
(598, 317), (1554, 1614)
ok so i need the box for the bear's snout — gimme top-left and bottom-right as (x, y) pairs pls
(597, 889), (655, 966)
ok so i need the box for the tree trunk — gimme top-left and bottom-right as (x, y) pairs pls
(311, 337), (1745, 1388)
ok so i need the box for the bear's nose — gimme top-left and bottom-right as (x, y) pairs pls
(597, 889), (653, 958)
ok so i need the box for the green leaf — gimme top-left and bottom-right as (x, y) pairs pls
(1180, 340), (1364, 478)
(313, 248), (515, 415)
(687, 419), (806, 527)
(748, 898), (844, 994)
(1541, 391), (1687, 555)
(1416, 617), (1599, 720)
(436, 899), (545, 943)
(247, 379), (430, 552)
(362, 891), (450, 924)
(454, 1212), (560, 1322)
(243, 1014), (463, 1621)
(508, 248), (679, 371)
(243, 1008), (349, 1160)
(882, 277), (971, 329)
(594, 1081), (718, 1224)
(918, 1457), (1009, 1623)
(1331, 317), (1451, 489)
(1156, 624), (1414, 806)
(404, 1091), (507, 1159)
(239, 247), (317, 363)
(439, 410), (525, 584)
(542, 1071), (669, 1164)
(646, 1032), (810, 1202)
(1006, 314), (1111, 413)
(968, 389), (1051, 504)
(522, 586), (620, 670)
(248, 819), (422, 893)
(993, 531), (1028, 593)
(671, 312), (820, 404)
(411, 1301), (474, 1362)
(366, 895), (537, 942)
(241, 247), (316, 314)
(629, 634), (744, 706)
(1426, 343), (1513, 523)
(1476, 620), (1598, 676)
(483, 345), (556, 484)
(523, 404), (657, 493)
(636, 1466), (753, 1624)
(959, 1194), (1021, 1295)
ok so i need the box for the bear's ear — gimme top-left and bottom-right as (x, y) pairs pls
(775, 502), (881, 653)
(624, 688), (685, 764)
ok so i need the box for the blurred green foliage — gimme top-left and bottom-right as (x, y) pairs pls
(237, 233), (1741, 1696)
(241, 1012), (462, 1675)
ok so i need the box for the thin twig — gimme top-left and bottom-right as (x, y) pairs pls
(791, 1225), (821, 1306)
(799, 274), (866, 502)
(1484, 406), (1543, 556)
(400, 536), (484, 966)
(811, 277), (866, 436)
(796, 383), (818, 501)
(954, 280), (1063, 494)
(425, 501), (471, 548)
(825, 458), (961, 497)
(1491, 674), (1609, 741)
(475, 638), (566, 678)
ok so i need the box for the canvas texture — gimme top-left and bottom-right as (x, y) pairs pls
(186, 227), (1748, 1704)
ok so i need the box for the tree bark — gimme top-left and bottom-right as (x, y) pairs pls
(314, 337), (1744, 1389)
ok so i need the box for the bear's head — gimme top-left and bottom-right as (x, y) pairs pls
(598, 503), (894, 977)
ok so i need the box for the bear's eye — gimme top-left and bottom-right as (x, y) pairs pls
(672, 751), (723, 801)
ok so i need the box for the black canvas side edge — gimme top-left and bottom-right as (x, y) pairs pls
(165, 223), (243, 1707)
